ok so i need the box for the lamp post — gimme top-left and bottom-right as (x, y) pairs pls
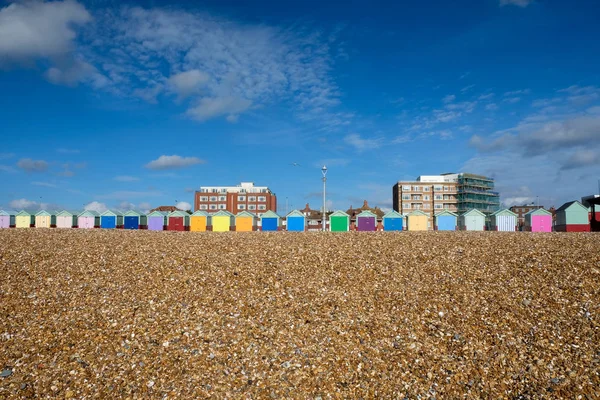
(321, 165), (327, 231)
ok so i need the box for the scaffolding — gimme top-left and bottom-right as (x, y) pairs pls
(457, 174), (500, 214)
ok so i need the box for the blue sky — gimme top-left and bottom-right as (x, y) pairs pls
(1, 0), (599, 213)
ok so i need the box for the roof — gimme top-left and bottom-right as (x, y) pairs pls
(407, 210), (428, 217)
(286, 210), (305, 218)
(56, 210), (76, 217)
(329, 210), (350, 218)
(168, 210), (189, 217)
(434, 210), (458, 217)
(147, 211), (168, 217)
(16, 210), (33, 216)
(356, 210), (377, 218)
(78, 210), (100, 217)
(212, 210), (234, 217)
(556, 200), (587, 212)
(491, 208), (517, 217)
(150, 206), (180, 213)
(260, 210), (280, 219)
(236, 211), (257, 218)
(123, 210), (143, 216)
(345, 200), (385, 219)
(383, 210), (403, 219)
(525, 208), (552, 216)
(461, 209), (486, 217)
(191, 210), (209, 217)
(100, 210), (123, 217)
(35, 210), (53, 216)
(0, 210), (11, 216)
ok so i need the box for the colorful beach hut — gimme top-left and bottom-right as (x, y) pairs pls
(285, 210), (306, 232)
(458, 209), (486, 231)
(56, 210), (77, 228)
(235, 211), (258, 232)
(212, 210), (234, 232)
(123, 210), (145, 230)
(35, 210), (56, 228)
(329, 210), (350, 232)
(356, 210), (377, 231)
(15, 210), (34, 228)
(100, 210), (123, 229)
(167, 210), (190, 231)
(524, 208), (552, 232)
(406, 210), (428, 231)
(382, 210), (403, 231)
(78, 210), (100, 229)
(490, 209), (517, 232)
(260, 210), (280, 231)
(147, 211), (167, 231)
(0, 210), (14, 228)
(190, 210), (210, 232)
(555, 201), (590, 232)
(434, 210), (457, 231)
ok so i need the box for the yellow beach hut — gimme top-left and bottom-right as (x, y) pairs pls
(211, 210), (234, 232)
(15, 210), (34, 228)
(35, 210), (56, 228)
(407, 210), (428, 231)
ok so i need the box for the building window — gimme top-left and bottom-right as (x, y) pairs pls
(200, 196), (208, 201)
(258, 205), (266, 210)
(434, 185), (443, 191)
(210, 196), (217, 201)
(238, 204), (246, 210)
(218, 196), (226, 201)
(435, 204), (443, 209)
(402, 195), (410, 200)
(424, 203), (430, 209)
(200, 205), (208, 210)
(238, 196), (246, 201)
(444, 186), (449, 191)
(424, 195), (430, 201)
(209, 205), (217, 210)
(258, 196), (266, 202)
(402, 185), (411, 191)
(248, 205), (256, 210)
(435, 195), (443, 200)
(218, 204), (226, 210)
(404, 203), (411, 209)
(248, 196), (256, 202)
(424, 187), (430, 192)
(412, 186), (421, 191)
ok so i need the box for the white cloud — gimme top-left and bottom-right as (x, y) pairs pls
(504, 89), (530, 96)
(46, 59), (108, 88)
(84, 201), (108, 213)
(138, 202), (152, 214)
(176, 201), (192, 211)
(442, 95), (456, 104)
(561, 149), (600, 170)
(186, 96), (252, 121)
(9, 198), (39, 210)
(344, 134), (383, 151)
(0, 165), (16, 173)
(0, 0), (90, 63)
(114, 175), (139, 182)
(168, 70), (209, 99)
(392, 134), (412, 144)
(500, 0), (535, 7)
(445, 101), (476, 112)
(478, 93), (495, 100)
(145, 155), (205, 170)
(485, 103), (499, 111)
(461, 84), (475, 93)
(17, 158), (48, 172)
(503, 97), (521, 104)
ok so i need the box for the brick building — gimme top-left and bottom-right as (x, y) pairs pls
(194, 182), (277, 214)
(393, 173), (500, 229)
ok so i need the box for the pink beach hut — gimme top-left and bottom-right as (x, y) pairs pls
(524, 208), (552, 232)
(77, 210), (100, 229)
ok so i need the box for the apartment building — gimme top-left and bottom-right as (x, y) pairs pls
(393, 173), (500, 228)
(509, 204), (544, 230)
(194, 182), (277, 214)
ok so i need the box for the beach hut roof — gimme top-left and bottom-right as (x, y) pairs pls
(168, 210), (189, 217)
(35, 210), (53, 216)
(78, 210), (100, 217)
(461, 209), (486, 217)
(236, 211), (257, 218)
(260, 210), (280, 219)
(383, 210), (403, 219)
(212, 210), (234, 217)
(286, 210), (305, 218)
(491, 208), (517, 217)
(191, 210), (209, 217)
(525, 208), (552, 216)
(329, 210), (350, 217)
(56, 210), (76, 217)
(434, 209), (458, 217)
(407, 209), (428, 217)
(16, 210), (33, 216)
(123, 210), (143, 216)
(100, 209), (123, 217)
(0, 210), (16, 216)
(147, 211), (168, 217)
(356, 210), (377, 218)
(556, 200), (587, 212)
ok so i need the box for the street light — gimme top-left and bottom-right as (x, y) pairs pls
(321, 165), (327, 231)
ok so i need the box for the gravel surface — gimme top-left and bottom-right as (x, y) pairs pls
(1, 230), (599, 398)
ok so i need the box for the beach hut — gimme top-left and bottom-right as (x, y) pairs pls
(56, 210), (77, 228)
(123, 210), (145, 230)
(78, 210), (100, 229)
(458, 209), (486, 231)
(235, 211), (258, 232)
(147, 211), (168, 231)
(100, 210), (123, 229)
(0, 210), (15, 228)
(382, 210), (404, 231)
(555, 201), (590, 232)
(15, 210), (34, 228)
(286, 210), (306, 232)
(260, 210), (280, 231)
(190, 210), (210, 232)
(524, 208), (552, 232)
(212, 210), (235, 232)
(356, 210), (377, 231)
(35, 210), (56, 228)
(434, 210), (457, 231)
(329, 210), (350, 232)
(490, 209), (517, 232)
(167, 210), (190, 231)
(406, 210), (428, 231)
